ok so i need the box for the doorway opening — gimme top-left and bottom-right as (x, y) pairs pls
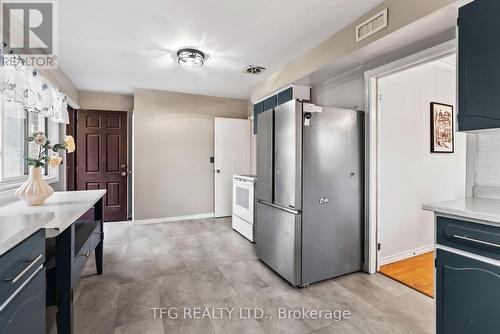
(365, 42), (467, 297)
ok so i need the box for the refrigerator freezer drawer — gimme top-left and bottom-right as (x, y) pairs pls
(256, 201), (301, 286)
(232, 215), (254, 242)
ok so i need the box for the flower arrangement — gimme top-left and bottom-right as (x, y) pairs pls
(25, 131), (76, 169)
(15, 131), (76, 205)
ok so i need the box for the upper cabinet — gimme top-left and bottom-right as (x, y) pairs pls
(253, 85), (310, 134)
(458, 0), (500, 131)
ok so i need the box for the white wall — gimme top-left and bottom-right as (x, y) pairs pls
(133, 88), (248, 221)
(377, 59), (466, 264)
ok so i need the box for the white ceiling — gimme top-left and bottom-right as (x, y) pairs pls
(58, 0), (384, 99)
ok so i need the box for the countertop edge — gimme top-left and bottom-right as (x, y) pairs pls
(423, 201), (500, 225)
(0, 222), (47, 257)
(0, 190), (107, 256)
(44, 190), (107, 231)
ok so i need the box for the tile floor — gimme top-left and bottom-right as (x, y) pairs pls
(49, 217), (434, 334)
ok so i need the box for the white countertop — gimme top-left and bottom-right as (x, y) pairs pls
(0, 190), (106, 256)
(423, 197), (500, 225)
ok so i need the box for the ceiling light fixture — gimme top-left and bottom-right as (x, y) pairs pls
(177, 48), (205, 68)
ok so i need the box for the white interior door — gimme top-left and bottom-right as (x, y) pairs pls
(214, 118), (250, 217)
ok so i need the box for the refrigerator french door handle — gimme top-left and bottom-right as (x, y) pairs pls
(257, 200), (301, 215)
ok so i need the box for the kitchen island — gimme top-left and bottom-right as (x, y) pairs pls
(0, 190), (106, 334)
(423, 197), (500, 334)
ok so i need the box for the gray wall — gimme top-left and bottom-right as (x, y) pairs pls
(78, 91), (134, 112)
(133, 88), (248, 220)
(312, 74), (365, 109)
(251, 0), (457, 101)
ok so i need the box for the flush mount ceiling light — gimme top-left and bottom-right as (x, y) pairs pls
(177, 48), (205, 68)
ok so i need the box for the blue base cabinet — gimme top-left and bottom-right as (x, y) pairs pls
(0, 268), (45, 334)
(458, 0), (500, 131)
(0, 230), (45, 334)
(436, 249), (500, 334)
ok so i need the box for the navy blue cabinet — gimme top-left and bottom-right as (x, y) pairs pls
(277, 87), (293, 105)
(458, 0), (500, 131)
(0, 268), (45, 334)
(0, 230), (45, 334)
(253, 86), (310, 134)
(436, 249), (500, 334)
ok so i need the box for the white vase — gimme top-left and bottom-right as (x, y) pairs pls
(15, 167), (54, 205)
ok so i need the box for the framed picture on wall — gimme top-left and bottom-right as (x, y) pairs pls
(430, 102), (454, 153)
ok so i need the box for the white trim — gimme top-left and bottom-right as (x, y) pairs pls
(379, 245), (435, 266)
(427, 59), (456, 73)
(66, 97), (80, 110)
(364, 40), (457, 274)
(0, 176), (58, 192)
(452, 0), (475, 9)
(133, 212), (214, 225)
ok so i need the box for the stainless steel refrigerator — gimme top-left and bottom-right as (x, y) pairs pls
(255, 99), (364, 286)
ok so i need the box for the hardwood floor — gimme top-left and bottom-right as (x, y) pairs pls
(379, 252), (434, 298)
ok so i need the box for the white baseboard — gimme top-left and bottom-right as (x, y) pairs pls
(379, 244), (435, 266)
(133, 213), (214, 225)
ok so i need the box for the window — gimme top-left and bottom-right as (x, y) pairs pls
(0, 100), (60, 185)
(26, 112), (49, 176)
(2, 111), (24, 179)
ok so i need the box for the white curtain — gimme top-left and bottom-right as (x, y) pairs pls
(1, 56), (69, 123)
(51, 86), (69, 124)
(0, 63), (27, 119)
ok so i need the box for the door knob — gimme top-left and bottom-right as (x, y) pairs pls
(216, 169), (221, 173)
(120, 172), (127, 176)
(121, 164), (126, 168)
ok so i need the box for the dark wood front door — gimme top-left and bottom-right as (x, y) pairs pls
(76, 110), (128, 221)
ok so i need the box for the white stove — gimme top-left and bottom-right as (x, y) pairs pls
(232, 175), (257, 242)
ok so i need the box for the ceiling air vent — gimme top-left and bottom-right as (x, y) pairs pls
(244, 65), (266, 75)
(356, 8), (388, 42)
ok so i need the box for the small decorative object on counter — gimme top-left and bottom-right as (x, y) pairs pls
(15, 132), (76, 205)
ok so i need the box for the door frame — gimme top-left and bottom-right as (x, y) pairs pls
(213, 117), (251, 218)
(363, 40), (457, 273)
(65, 106), (77, 191)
